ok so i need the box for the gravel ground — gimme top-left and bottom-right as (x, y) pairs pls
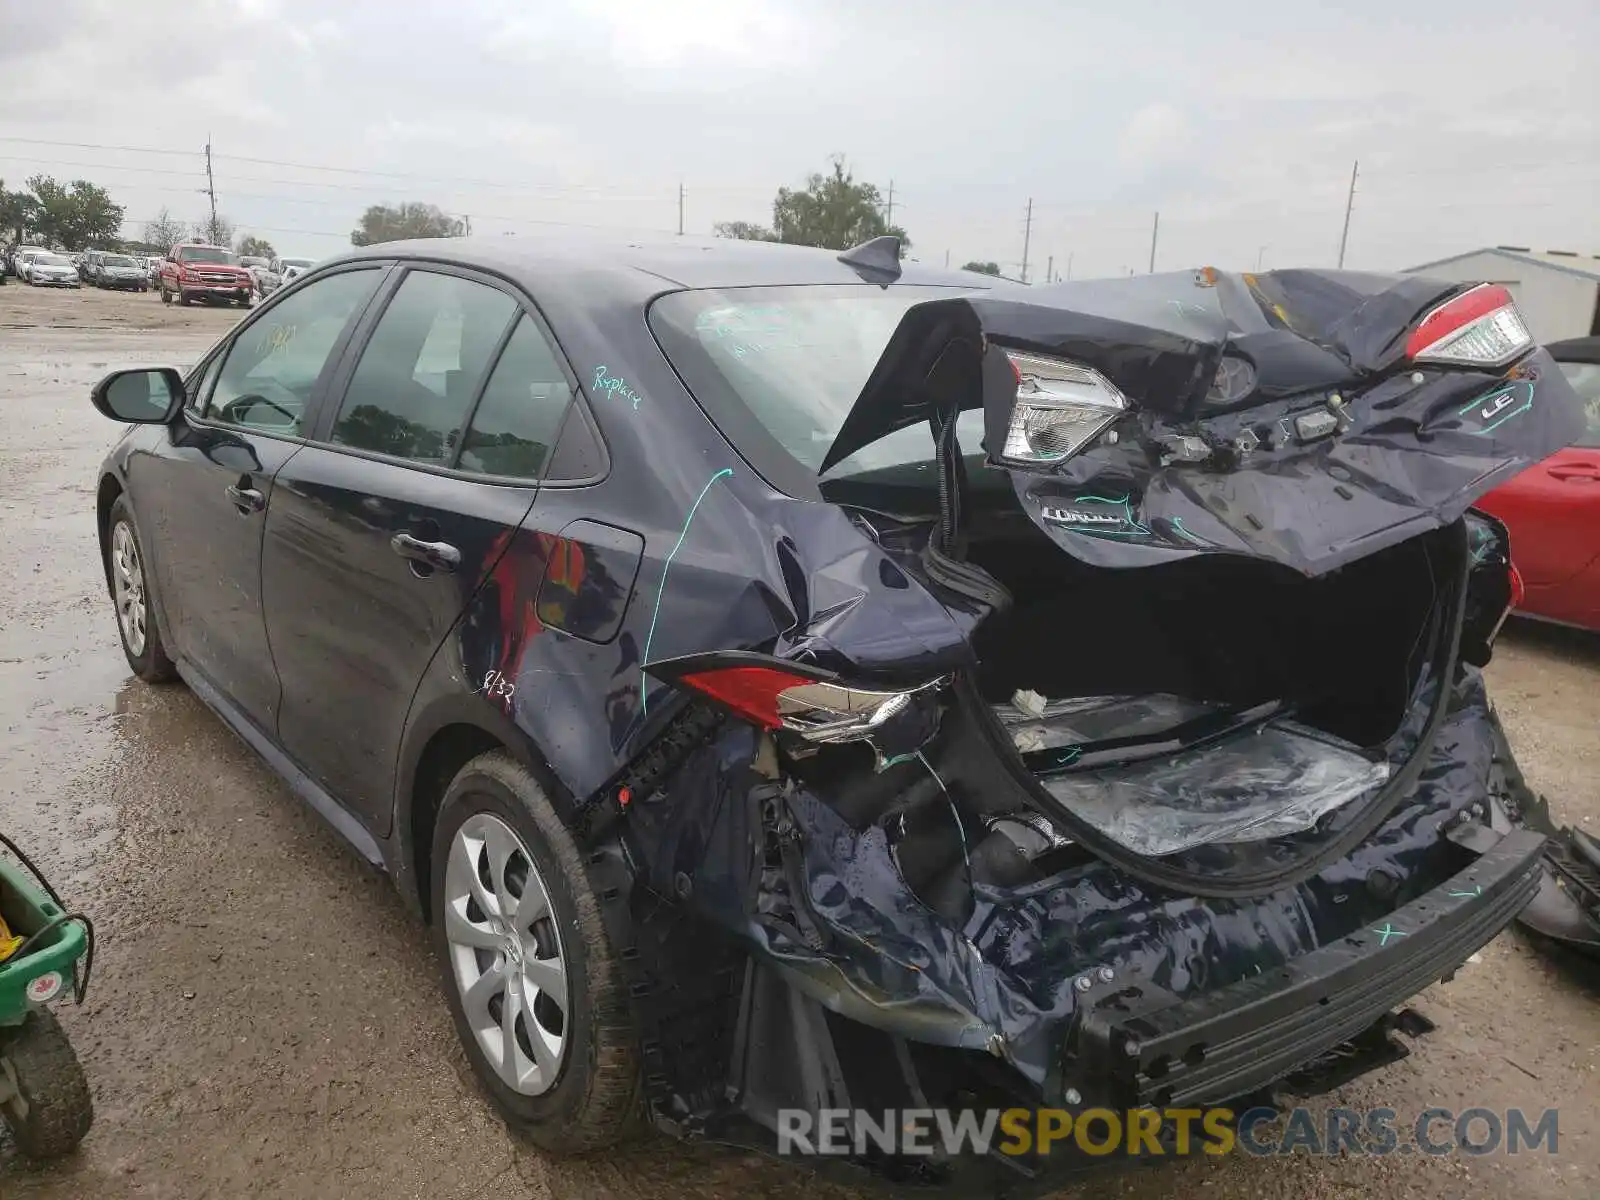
(1, 283), (1598, 1199)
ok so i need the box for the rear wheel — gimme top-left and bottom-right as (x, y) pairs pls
(159, 284), (171, 305)
(430, 752), (641, 1154)
(106, 497), (177, 683)
(0, 1010), (94, 1159)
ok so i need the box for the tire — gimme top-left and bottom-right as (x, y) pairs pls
(105, 496), (178, 683)
(0, 1010), (94, 1159)
(430, 751), (642, 1155)
(177, 289), (191, 306)
(159, 285), (171, 305)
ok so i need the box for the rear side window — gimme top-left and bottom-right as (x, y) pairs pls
(205, 268), (382, 436)
(457, 315), (574, 479)
(330, 270), (517, 464)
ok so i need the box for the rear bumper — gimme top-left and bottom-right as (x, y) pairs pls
(1071, 826), (1545, 1107)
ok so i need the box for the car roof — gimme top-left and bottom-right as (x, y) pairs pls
(328, 232), (1002, 301)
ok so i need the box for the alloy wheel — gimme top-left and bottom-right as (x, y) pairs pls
(443, 812), (568, 1096)
(110, 522), (147, 657)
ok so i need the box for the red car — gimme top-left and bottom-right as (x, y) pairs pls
(158, 243), (254, 308)
(1476, 337), (1600, 630)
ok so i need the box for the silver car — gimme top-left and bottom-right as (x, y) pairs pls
(26, 253), (80, 287)
(259, 255), (315, 296)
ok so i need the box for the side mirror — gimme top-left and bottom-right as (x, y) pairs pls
(91, 368), (185, 424)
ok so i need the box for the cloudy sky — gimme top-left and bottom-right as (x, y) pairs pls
(1, 0), (1595, 278)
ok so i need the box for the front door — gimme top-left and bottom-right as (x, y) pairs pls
(261, 267), (577, 832)
(129, 265), (387, 728)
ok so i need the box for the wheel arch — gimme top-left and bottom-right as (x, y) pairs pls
(395, 699), (581, 923)
(95, 472), (123, 586)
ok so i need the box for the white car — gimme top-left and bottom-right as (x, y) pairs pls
(260, 255), (315, 296)
(12, 247), (49, 280)
(26, 253), (80, 287)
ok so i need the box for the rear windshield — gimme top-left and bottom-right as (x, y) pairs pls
(34, 254), (69, 265)
(650, 284), (983, 488)
(103, 254), (133, 266)
(282, 258), (313, 268)
(178, 246), (237, 264)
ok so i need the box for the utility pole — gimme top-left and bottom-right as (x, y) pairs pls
(677, 182), (685, 236)
(884, 180), (895, 229)
(1065, 251), (1073, 281)
(1148, 211), (1159, 273)
(1020, 198), (1033, 284)
(1046, 255), (1053, 285)
(201, 135), (217, 243)
(1337, 160), (1358, 268)
(1256, 244), (1267, 271)
(944, 249), (950, 268)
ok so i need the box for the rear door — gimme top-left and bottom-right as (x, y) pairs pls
(127, 264), (388, 727)
(260, 265), (577, 834)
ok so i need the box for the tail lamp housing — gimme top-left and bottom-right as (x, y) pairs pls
(999, 351), (1127, 467)
(648, 653), (946, 761)
(1406, 284), (1532, 368)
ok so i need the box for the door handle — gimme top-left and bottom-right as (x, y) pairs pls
(391, 532), (460, 573)
(1547, 465), (1600, 482)
(225, 483), (266, 514)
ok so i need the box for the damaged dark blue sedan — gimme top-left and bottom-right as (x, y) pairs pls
(89, 234), (1583, 1187)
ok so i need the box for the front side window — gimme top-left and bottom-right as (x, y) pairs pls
(329, 270), (517, 464)
(206, 269), (382, 436)
(457, 315), (574, 479)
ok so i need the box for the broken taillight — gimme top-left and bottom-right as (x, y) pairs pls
(1406, 284), (1532, 368)
(998, 351), (1127, 467)
(669, 659), (943, 743)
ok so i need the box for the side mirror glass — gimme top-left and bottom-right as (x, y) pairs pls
(92, 368), (185, 424)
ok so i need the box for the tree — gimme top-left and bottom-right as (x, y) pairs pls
(350, 202), (463, 246)
(751, 156), (909, 253)
(24, 175), (125, 250)
(712, 220), (777, 242)
(193, 213), (236, 248)
(0, 180), (37, 248)
(962, 261), (1002, 276)
(143, 208), (189, 254)
(236, 234), (276, 259)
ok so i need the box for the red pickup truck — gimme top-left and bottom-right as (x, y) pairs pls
(159, 244), (254, 307)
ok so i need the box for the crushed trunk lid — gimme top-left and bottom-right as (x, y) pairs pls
(821, 267), (1586, 576)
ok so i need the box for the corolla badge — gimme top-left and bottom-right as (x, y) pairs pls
(1038, 494), (1151, 537)
(1040, 507), (1124, 525)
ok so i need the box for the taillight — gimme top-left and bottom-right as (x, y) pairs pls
(999, 351), (1126, 467)
(676, 665), (936, 741)
(676, 666), (810, 730)
(1406, 284), (1532, 367)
